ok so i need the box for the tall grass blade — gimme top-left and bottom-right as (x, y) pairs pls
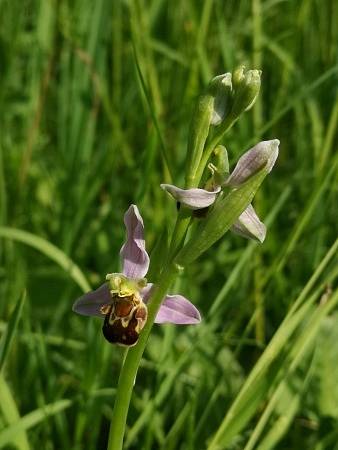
(0, 228), (90, 292)
(0, 291), (25, 372)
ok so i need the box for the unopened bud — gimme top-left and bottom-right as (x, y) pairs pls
(206, 146), (229, 187)
(232, 65), (245, 90)
(231, 69), (261, 118)
(213, 145), (229, 176)
(186, 73), (233, 185)
(186, 94), (214, 185)
(208, 73), (233, 126)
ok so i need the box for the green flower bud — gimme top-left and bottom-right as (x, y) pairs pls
(208, 73), (233, 126)
(213, 145), (230, 176)
(232, 65), (246, 90)
(186, 73), (232, 187)
(186, 93), (214, 186)
(231, 69), (261, 118)
(206, 145), (229, 187)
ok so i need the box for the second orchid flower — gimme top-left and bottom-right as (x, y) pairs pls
(161, 139), (279, 243)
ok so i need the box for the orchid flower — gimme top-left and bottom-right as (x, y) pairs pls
(73, 205), (201, 346)
(161, 139), (279, 243)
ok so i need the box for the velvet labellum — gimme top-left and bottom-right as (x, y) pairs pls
(101, 295), (148, 347)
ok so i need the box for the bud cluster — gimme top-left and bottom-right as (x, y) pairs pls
(208, 66), (261, 129)
(186, 67), (262, 187)
(162, 67), (279, 264)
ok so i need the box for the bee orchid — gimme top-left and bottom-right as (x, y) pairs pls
(161, 139), (279, 243)
(73, 205), (201, 346)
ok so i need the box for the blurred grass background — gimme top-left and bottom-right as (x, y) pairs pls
(0, 0), (337, 449)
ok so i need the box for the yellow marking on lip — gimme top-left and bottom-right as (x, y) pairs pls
(100, 304), (111, 315)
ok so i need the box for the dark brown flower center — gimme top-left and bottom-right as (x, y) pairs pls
(102, 295), (148, 346)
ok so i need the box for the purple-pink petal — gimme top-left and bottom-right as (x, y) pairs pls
(155, 294), (201, 324)
(120, 205), (150, 279)
(141, 284), (201, 325)
(225, 140), (280, 187)
(160, 184), (220, 210)
(72, 283), (112, 317)
(231, 204), (266, 243)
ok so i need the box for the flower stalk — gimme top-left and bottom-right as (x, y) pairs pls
(107, 262), (179, 450)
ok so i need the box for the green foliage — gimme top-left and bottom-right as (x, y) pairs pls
(0, 0), (337, 449)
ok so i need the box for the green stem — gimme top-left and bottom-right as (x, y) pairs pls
(192, 117), (236, 187)
(107, 201), (195, 450)
(252, 0), (265, 348)
(167, 209), (192, 261)
(107, 263), (183, 450)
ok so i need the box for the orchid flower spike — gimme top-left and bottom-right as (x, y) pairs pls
(161, 139), (279, 243)
(73, 205), (201, 347)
